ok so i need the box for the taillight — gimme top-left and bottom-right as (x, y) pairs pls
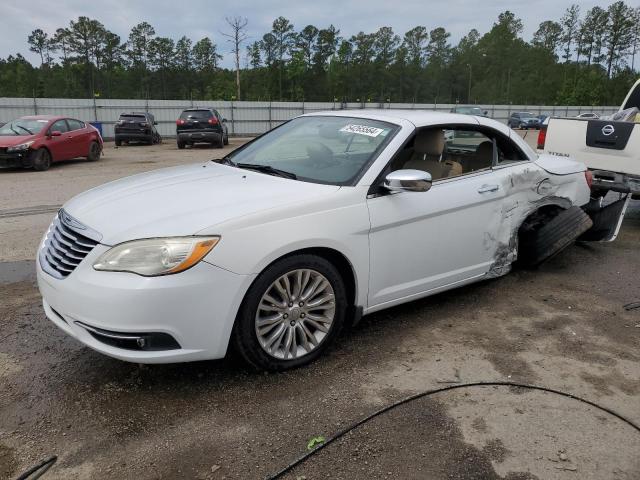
(537, 127), (547, 150)
(176, 119), (185, 125)
(140, 122), (148, 127)
(584, 170), (593, 189)
(208, 117), (218, 125)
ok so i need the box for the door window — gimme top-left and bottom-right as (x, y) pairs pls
(67, 119), (85, 131)
(391, 127), (493, 180)
(50, 120), (69, 134)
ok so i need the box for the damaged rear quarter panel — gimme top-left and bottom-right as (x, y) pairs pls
(485, 161), (589, 277)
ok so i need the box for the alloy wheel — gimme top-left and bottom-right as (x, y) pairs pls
(255, 269), (335, 360)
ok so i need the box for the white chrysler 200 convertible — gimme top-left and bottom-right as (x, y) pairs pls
(37, 110), (602, 370)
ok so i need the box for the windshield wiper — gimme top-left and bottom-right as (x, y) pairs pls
(236, 163), (297, 180)
(15, 125), (33, 135)
(219, 155), (236, 166)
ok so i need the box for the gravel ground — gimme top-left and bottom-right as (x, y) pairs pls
(0, 134), (639, 480)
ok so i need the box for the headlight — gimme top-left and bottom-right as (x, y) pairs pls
(7, 141), (35, 152)
(93, 236), (220, 276)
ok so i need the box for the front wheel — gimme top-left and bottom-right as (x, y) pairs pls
(232, 254), (347, 371)
(31, 148), (51, 171)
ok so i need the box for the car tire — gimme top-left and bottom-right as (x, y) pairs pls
(224, 133), (229, 145)
(232, 254), (347, 371)
(87, 141), (101, 161)
(115, 139), (122, 147)
(177, 141), (186, 150)
(518, 206), (593, 268)
(216, 134), (224, 149)
(31, 148), (51, 171)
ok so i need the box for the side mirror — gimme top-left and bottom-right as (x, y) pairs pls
(222, 118), (227, 123)
(50, 130), (62, 137)
(483, 110), (489, 116)
(153, 121), (158, 125)
(384, 169), (432, 193)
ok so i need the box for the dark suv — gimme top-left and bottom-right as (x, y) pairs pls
(508, 112), (541, 130)
(114, 112), (161, 146)
(176, 108), (228, 149)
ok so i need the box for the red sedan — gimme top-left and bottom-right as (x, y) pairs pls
(0, 115), (103, 171)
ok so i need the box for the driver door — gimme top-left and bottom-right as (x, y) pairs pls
(366, 127), (506, 309)
(45, 119), (71, 160)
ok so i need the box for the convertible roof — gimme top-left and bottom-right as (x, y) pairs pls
(303, 109), (482, 128)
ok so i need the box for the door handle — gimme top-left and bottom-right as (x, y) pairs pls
(478, 184), (500, 193)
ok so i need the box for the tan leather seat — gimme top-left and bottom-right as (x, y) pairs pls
(403, 129), (462, 180)
(464, 141), (494, 172)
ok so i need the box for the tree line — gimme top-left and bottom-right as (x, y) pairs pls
(1, 2), (638, 106)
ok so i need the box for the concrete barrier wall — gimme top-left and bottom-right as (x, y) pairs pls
(0, 97), (620, 139)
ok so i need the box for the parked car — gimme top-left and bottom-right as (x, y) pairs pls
(508, 112), (541, 129)
(38, 110), (610, 370)
(0, 115), (102, 171)
(576, 112), (600, 119)
(114, 112), (161, 146)
(176, 108), (229, 149)
(538, 114), (548, 124)
(449, 106), (489, 117)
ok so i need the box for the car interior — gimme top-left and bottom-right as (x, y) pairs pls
(389, 126), (528, 181)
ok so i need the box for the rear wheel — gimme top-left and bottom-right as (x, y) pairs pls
(216, 133), (224, 149)
(177, 141), (186, 150)
(233, 254), (347, 371)
(87, 141), (101, 161)
(31, 148), (51, 171)
(115, 139), (122, 147)
(518, 206), (593, 267)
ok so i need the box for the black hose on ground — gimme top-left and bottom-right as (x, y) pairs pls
(15, 456), (57, 480)
(265, 381), (640, 479)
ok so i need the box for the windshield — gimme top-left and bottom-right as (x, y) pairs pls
(225, 116), (399, 185)
(0, 118), (49, 136)
(519, 113), (535, 119)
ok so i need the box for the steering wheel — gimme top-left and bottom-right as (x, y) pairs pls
(306, 142), (339, 169)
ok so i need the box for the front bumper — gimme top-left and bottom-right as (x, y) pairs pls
(177, 131), (222, 144)
(0, 151), (31, 168)
(37, 244), (255, 363)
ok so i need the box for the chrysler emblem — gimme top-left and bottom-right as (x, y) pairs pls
(601, 124), (615, 136)
(59, 210), (87, 230)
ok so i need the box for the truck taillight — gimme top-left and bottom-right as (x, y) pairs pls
(537, 127), (547, 150)
(176, 119), (185, 125)
(584, 170), (593, 189)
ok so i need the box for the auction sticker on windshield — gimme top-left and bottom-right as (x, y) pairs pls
(340, 124), (385, 137)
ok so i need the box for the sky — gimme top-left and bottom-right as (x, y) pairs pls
(1, 0), (624, 68)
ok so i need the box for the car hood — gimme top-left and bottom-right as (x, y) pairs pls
(63, 162), (341, 245)
(0, 135), (34, 147)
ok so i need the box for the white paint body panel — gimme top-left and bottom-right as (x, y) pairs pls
(543, 117), (640, 177)
(37, 111), (591, 363)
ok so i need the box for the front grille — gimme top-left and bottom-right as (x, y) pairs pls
(41, 212), (99, 278)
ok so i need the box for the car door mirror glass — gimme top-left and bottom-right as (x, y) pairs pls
(384, 169), (432, 193)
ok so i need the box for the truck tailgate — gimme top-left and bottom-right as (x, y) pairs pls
(544, 118), (640, 177)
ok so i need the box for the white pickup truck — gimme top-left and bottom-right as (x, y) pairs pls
(538, 79), (639, 241)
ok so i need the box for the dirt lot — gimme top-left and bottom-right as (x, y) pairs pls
(1, 135), (639, 480)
